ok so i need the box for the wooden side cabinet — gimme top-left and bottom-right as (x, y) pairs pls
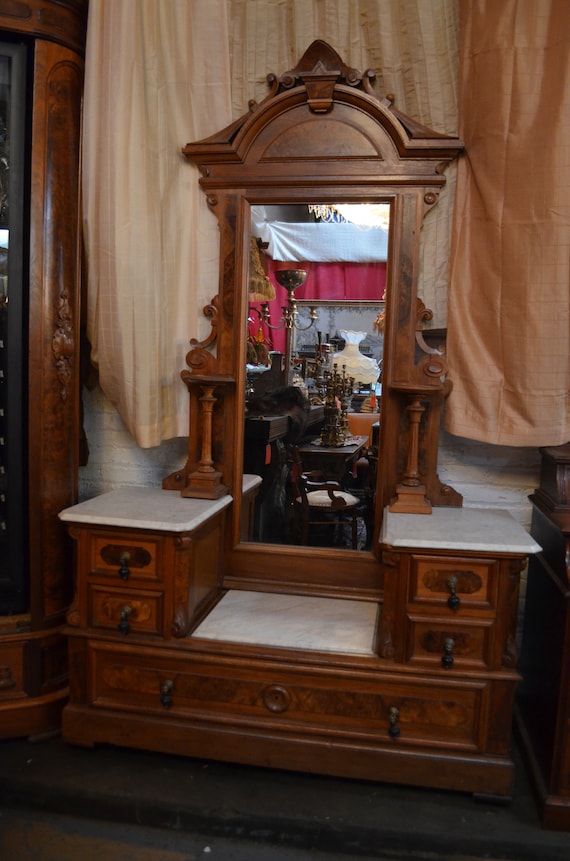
(517, 443), (570, 830)
(379, 507), (540, 800)
(60, 487), (234, 743)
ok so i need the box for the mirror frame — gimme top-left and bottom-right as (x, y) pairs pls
(164, 41), (464, 598)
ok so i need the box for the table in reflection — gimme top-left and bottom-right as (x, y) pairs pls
(297, 434), (369, 482)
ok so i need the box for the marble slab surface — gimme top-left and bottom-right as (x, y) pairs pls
(380, 506), (541, 554)
(243, 474), (263, 493)
(59, 476), (262, 533)
(59, 486), (233, 532)
(193, 590), (378, 655)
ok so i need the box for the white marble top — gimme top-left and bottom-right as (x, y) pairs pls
(193, 590), (378, 655)
(243, 474), (263, 494)
(59, 486), (233, 532)
(380, 506), (541, 554)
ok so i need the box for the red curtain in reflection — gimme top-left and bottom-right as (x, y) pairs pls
(248, 260), (386, 355)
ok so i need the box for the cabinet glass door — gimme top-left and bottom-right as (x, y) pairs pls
(0, 42), (27, 615)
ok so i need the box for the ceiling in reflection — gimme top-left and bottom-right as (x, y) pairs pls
(251, 204), (389, 263)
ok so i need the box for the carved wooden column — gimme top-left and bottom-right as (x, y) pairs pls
(181, 379), (229, 500)
(389, 394), (432, 514)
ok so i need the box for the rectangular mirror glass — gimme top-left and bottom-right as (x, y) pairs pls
(244, 203), (388, 551)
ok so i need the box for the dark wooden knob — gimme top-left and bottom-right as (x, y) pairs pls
(160, 680), (174, 709)
(118, 605), (132, 634)
(447, 576), (460, 611)
(388, 705), (400, 738)
(118, 553), (131, 580)
(441, 636), (455, 669)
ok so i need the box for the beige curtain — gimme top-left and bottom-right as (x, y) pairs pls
(83, 0), (459, 446)
(228, 0), (460, 325)
(445, 0), (570, 446)
(83, 0), (232, 446)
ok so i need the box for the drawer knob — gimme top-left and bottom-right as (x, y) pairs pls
(441, 636), (455, 669)
(263, 685), (290, 714)
(447, 576), (461, 611)
(118, 553), (131, 581)
(388, 705), (400, 738)
(118, 605), (133, 635)
(160, 679), (174, 709)
(0, 665), (16, 689)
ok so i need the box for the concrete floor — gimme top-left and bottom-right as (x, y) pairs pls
(0, 807), (423, 861)
(0, 807), (530, 861)
(1, 732), (570, 861)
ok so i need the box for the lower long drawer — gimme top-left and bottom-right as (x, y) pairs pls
(84, 640), (508, 754)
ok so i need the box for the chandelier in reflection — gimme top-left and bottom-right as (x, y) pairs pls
(260, 269), (317, 332)
(308, 204), (344, 223)
(308, 203), (391, 230)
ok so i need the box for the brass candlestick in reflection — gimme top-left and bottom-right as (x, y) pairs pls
(260, 269), (317, 331)
(260, 268), (317, 382)
(318, 363), (355, 447)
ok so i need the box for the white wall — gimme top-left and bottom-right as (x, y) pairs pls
(79, 385), (188, 500)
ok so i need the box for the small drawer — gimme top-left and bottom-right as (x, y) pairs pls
(409, 555), (495, 611)
(89, 534), (160, 582)
(89, 585), (164, 636)
(405, 614), (493, 669)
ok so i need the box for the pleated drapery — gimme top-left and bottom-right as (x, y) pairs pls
(82, 0), (460, 446)
(445, 0), (570, 446)
(82, 0), (232, 446)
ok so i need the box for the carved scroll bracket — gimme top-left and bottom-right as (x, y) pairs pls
(182, 295), (220, 377)
(163, 292), (235, 494)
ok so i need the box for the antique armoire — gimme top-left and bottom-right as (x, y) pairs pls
(0, 1), (87, 737)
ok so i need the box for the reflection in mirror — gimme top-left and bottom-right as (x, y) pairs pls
(244, 204), (389, 552)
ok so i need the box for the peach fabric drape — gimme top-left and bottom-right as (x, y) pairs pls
(445, 0), (570, 446)
(83, 0), (459, 446)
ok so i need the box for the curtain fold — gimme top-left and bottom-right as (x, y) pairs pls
(82, 0), (231, 446)
(82, 0), (459, 446)
(445, 0), (570, 446)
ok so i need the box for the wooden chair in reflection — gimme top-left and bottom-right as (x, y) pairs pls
(288, 448), (364, 549)
(345, 444), (378, 550)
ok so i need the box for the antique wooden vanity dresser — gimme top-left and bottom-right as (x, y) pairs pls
(61, 43), (538, 801)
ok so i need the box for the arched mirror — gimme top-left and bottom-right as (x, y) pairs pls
(165, 41), (464, 599)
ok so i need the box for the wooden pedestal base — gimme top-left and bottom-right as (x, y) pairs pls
(182, 469), (228, 499)
(389, 483), (432, 514)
